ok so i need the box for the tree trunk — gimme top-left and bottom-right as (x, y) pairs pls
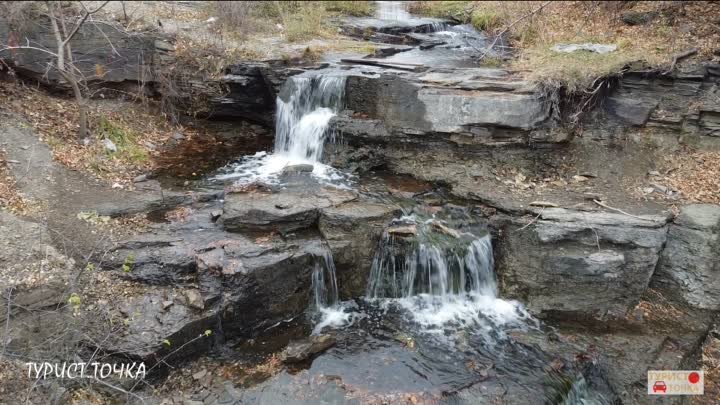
(47, 1), (87, 139)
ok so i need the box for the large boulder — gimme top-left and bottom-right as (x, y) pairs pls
(0, 16), (160, 86)
(498, 208), (670, 320)
(651, 204), (720, 310)
(101, 220), (329, 361)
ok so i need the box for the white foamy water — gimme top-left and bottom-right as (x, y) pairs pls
(312, 249), (339, 309)
(391, 293), (535, 343)
(215, 75), (350, 186)
(313, 301), (363, 335)
(363, 218), (537, 341)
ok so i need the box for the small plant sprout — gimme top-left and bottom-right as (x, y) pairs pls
(122, 254), (136, 273)
(68, 293), (82, 308)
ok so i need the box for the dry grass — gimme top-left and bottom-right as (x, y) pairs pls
(0, 80), (181, 185)
(0, 149), (29, 214)
(665, 150), (720, 205)
(410, 1), (720, 91)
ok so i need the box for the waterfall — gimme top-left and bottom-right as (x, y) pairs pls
(311, 249), (339, 309)
(214, 74), (348, 185)
(274, 76), (346, 162)
(365, 216), (535, 340)
(367, 230), (497, 299)
(311, 248), (355, 335)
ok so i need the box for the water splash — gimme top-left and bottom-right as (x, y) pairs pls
(215, 75), (349, 185)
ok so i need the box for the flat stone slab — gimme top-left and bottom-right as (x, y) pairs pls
(221, 188), (356, 233)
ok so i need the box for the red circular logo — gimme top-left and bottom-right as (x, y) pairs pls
(688, 372), (700, 384)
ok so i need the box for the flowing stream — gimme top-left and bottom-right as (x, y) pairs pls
(216, 74), (349, 185)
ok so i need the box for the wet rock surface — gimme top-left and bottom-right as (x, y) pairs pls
(280, 334), (336, 363)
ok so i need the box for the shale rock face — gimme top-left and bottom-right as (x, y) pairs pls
(651, 204), (720, 310)
(210, 62), (306, 124)
(97, 201), (331, 362)
(586, 65), (720, 147)
(498, 208), (671, 319)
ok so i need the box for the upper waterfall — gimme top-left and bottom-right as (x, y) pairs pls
(215, 73), (348, 185)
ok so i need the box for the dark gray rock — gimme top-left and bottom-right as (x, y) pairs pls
(605, 96), (658, 126)
(101, 215), (331, 361)
(340, 15), (449, 37)
(280, 334), (336, 363)
(99, 290), (217, 362)
(651, 204), (720, 310)
(498, 208), (670, 320)
(586, 68), (720, 148)
(621, 11), (658, 26)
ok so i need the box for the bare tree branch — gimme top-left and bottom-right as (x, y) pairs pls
(63, 0), (111, 46)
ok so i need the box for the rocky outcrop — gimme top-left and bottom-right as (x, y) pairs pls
(98, 201), (332, 361)
(585, 64), (720, 148)
(340, 15), (448, 38)
(498, 208), (671, 320)
(651, 204), (720, 310)
(342, 71), (556, 143)
(208, 62), (307, 124)
(0, 17), (161, 86)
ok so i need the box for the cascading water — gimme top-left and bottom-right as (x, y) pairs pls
(367, 233), (496, 298)
(310, 248), (357, 335)
(365, 216), (534, 341)
(274, 76), (346, 162)
(311, 249), (339, 309)
(215, 74), (349, 185)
